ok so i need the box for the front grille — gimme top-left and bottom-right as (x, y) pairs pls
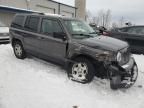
(120, 47), (130, 65)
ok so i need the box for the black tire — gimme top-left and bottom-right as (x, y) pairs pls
(13, 41), (26, 59)
(110, 75), (121, 90)
(120, 63), (138, 88)
(67, 57), (95, 84)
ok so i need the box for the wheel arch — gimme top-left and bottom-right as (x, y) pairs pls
(70, 54), (99, 68)
(12, 38), (22, 47)
(69, 54), (106, 76)
(71, 54), (95, 62)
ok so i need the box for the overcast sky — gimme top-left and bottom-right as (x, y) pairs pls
(55, 0), (144, 25)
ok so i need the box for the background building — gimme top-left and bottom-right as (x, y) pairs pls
(0, 0), (77, 26)
(75, 0), (86, 20)
(0, 0), (86, 26)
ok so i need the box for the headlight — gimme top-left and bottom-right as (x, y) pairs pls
(117, 52), (122, 62)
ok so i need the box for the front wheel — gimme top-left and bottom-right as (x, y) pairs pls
(110, 63), (138, 90)
(67, 57), (95, 84)
(120, 63), (138, 88)
(110, 75), (121, 90)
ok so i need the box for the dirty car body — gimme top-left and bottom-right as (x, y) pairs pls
(9, 14), (138, 89)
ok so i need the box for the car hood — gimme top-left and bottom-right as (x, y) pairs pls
(75, 36), (128, 52)
(0, 27), (9, 33)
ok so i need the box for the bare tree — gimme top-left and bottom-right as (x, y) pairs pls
(119, 17), (125, 27)
(112, 22), (119, 29)
(105, 9), (111, 28)
(112, 17), (134, 29)
(86, 10), (93, 23)
(92, 16), (100, 26)
(91, 9), (112, 29)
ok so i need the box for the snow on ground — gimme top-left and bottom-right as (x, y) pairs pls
(0, 44), (144, 108)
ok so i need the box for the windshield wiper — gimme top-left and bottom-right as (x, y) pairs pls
(72, 33), (94, 38)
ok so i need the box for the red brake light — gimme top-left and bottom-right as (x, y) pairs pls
(103, 32), (110, 36)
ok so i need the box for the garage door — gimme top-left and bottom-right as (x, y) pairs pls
(36, 5), (55, 14)
(61, 11), (74, 17)
(0, 12), (15, 27)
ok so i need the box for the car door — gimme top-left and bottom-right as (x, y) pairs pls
(39, 18), (67, 64)
(23, 16), (41, 55)
(125, 27), (144, 53)
(115, 27), (130, 40)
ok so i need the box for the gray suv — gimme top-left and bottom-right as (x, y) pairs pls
(9, 13), (138, 89)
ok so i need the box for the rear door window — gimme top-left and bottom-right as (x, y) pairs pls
(24, 16), (40, 32)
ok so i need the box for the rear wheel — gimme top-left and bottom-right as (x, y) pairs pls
(68, 57), (95, 84)
(13, 41), (26, 59)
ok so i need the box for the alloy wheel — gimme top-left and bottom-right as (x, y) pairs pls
(14, 44), (22, 57)
(72, 62), (88, 81)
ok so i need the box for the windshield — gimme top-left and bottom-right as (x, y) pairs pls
(64, 19), (97, 39)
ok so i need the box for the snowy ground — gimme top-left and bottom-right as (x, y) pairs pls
(0, 44), (144, 108)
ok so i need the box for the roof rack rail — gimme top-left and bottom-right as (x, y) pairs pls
(44, 13), (62, 17)
(31, 12), (62, 17)
(31, 12), (45, 15)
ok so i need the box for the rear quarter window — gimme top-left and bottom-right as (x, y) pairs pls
(11, 15), (25, 28)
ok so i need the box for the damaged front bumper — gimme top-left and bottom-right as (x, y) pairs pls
(109, 57), (138, 89)
(122, 57), (135, 71)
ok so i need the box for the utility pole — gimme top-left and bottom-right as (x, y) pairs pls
(26, 0), (30, 10)
(75, 0), (86, 20)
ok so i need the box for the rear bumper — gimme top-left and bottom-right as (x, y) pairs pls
(0, 37), (10, 43)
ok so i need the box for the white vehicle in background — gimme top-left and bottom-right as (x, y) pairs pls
(0, 22), (9, 43)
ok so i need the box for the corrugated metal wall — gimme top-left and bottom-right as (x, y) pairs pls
(0, 0), (76, 16)
(0, 12), (15, 26)
(0, 0), (76, 26)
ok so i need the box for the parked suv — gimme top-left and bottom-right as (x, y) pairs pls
(9, 13), (138, 89)
(107, 26), (144, 54)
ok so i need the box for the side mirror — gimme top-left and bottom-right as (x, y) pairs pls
(53, 32), (67, 40)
